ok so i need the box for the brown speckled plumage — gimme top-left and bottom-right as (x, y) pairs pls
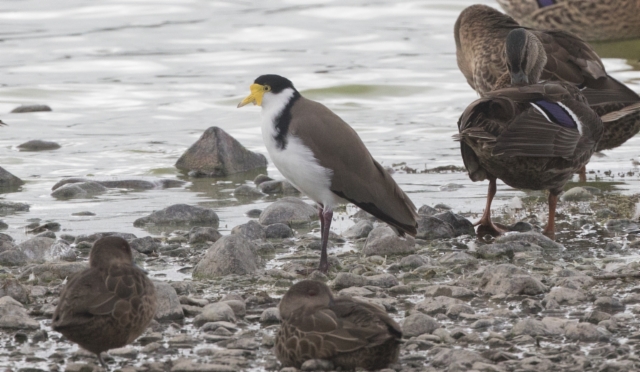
(456, 82), (603, 237)
(497, 0), (640, 42)
(454, 5), (640, 153)
(276, 280), (401, 371)
(52, 236), (157, 368)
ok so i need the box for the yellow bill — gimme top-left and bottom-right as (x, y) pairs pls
(237, 84), (266, 108)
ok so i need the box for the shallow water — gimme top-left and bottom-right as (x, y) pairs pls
(0, 0), (639, 244)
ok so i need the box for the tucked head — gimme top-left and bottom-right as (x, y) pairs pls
(89, 236), (134, 268)
(279, 280), (333, 318)
(505, 28), (547, 86)
(237, 74), (296, 108)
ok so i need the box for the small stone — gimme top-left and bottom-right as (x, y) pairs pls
(175, 126), (268, 177)
(258, 180), (283, 194)
(594, 296), (625, 313)
(438, 251), (477, 266)
(416, 215), (455, 240)
(265, 223), (294, 239)
(129, 236), (161, 254)
(511, 318), (552, 337)
(561, 187), (594, 201)
(17, 237), (56, 263)
(416, 296), (465, 315)
(189, 226), (222, 244)
(0, 250), (28, 267)
(605, 219), (639, 232)
(258, 197), (317, 226)
(259, 307), (281, 324)
(134, 204), (219, 229)
(480, 264), (547, 295)
(365, 274), (399, 288)
(423, 285), (475, 299)
(433, 211), (474, 236)
(363, 225), (416, 256)
(402, 313), (440, 337)
(0, 296), (39, 329)
(194, 303), (236, 327)
(332, 273), (367, 290)
(246, 209), (262, 218)
(564, 322), (610, 342)
(17, 140), (61, 151)
(220, 300), (246, 318)
(154, 281), (184, 322)
(51, 181), (107, 199)
(233, 184), (264, 197)
(300, 359), (334, 371)
(11, 104), (52, 113)
(253, 174), (273, 185)
(545, 287), (587, 305)
(342, 220), (374, 239)
(193, 235), (262, 278)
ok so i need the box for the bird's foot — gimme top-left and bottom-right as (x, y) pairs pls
(542, 228), (556, 240)
(476, 222), (508, 238)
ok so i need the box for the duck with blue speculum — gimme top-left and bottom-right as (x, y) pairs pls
(237, 75), (418, 273)
(455, 5), (640, 182)
(455, 28), (604, 239)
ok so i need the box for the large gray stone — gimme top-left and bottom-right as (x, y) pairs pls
(193, 302), (236, 327)
(545, 287), (587, 305)
(17, 140), (61, 151)
(129, 236), (161, 254)
(434, 211), (475, 236)
(512, 318), (553, 337)
(495, 232), (563, 254)
(0, 296), (38, 329)
(402, 313), (440, 337)
(0, 279), (30, 304)
(134, 204), (219, 228)
(231, 220), (266, 241)
(193, 235), (262, 278)
(258, 197), (317, 226)
(363, 225), (415, 256)
(342, 220), (374, 239)
(0, 167), (24, 188)
(17, 237), (56, 263)
(154, 281), (184, 322)
(565, 322), (610, 342)
(0, 250), (28, 267)
(416, 215), (455, 240)
(480, 264), (548, 296)
(51, 181), (107, 199)
(175, 126), (267, 177)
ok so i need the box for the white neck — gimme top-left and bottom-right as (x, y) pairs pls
(261, 87), (296, 124)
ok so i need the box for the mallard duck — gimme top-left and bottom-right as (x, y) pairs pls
(456, 29), (604, 238)
(238, 75), (417, 273)
(496, 0), (640, 41)
(276, 280), (402, 370)
(455, 4), (640, 180)
(52, 236), (157, 368)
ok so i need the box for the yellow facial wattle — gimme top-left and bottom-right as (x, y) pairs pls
(237, 84), (266, 108)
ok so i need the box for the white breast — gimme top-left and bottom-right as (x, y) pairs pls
(260, 89), (343, 210)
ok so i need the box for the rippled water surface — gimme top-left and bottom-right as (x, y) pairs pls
(0, 0), (639, 241)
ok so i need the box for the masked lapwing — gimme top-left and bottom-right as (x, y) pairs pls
(238, 74), (418, 273)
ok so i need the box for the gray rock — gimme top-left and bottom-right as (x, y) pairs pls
(11, 104), (52, 113)
(51, 181), (107, 199)
(231, 220), (266, 241)
(134, 204), (219, 228)
(154, 281), (184, 322)
(0, 202), (28, 214)
(0, 167), (24, 188)
(476, 241), (542, 259)
(332, 273), (367, 290)
(52, 177), (185, 191)
(416, 215), (455, 240)
(17, 140), (60, 151)
(233, 184), (264, 197)
(438, 251), (477, 266)
(246, 209), (262, 218)
(28, 262), (87, 281)
(193, 235), (262, 278)
(423, 285), (475, 299)
(253, 174), (273, 185)
(221, 299), (246, 318)
(561, 187), (594, 201)
(74, 232), (137, 244)
(564, 322), (610, 342)
(480, 264), (547, 295)
(434, 211), (475, 236)
(257, 180), (283, 194)
(509, 221), (534, 232)
(17, 237), (56, 263)
(265, 223), (294, 239)
(399, 254), (430, 270)
(0, 279), (30, 304)
(0, 250), (28, 267)
(301, 359), (334, 371)
(606, 219), (639, 232)
(194, 302), (236, 327)
(342, 220), (374, 240)
(418, 205), (437, 216)
(0, 296), (38, 329)
(175, 126), (267, 176)
(129, 236), (161, 254)
(258, 197), (317, 226)
(188, 227), (222, 245)
(416, 296), (465, 315)
(402, 313), (440, 337)
(431, 349), (489, 371)
(365, 274), (399, 288)
(0, 233), (15, 253)
(45, 240), (76, 262)
(512, 318), (553, 337)
(259, 307), (281, 324)
(594, 296), (625, 313)
(446, 303), (475, 318)
(545, 287), (587, 305)
(363, 225), (416, 256)
(495, 232), (563, 254)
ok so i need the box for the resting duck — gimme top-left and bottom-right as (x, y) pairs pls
(455, 5), (640, 181)
(496, 0), (640, 42)
(276, 280), (402, 370)
(52, 237), (157, 368)
(456, 29), (604, 239)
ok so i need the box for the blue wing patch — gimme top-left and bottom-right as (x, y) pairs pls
(530, 100), (577, 129)
(536, 0), (556, 7)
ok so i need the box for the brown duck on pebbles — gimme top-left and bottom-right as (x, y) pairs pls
(52, 236), (157, 368)
(276, 280), (402, 370)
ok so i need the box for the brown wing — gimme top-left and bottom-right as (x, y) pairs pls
(52, 265), (154, 330)
(289, 98), (418, 236)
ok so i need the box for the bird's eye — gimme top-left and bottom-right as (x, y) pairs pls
(264, 85), (271, 92)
